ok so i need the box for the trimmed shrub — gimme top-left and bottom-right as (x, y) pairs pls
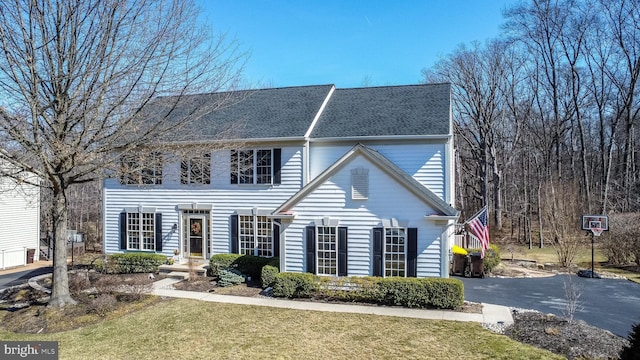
(261, 265), (279, 289)
(424, 278), (464, 309)
(234, 255), (278, 279)
(218, 269), (245, 287)
(96, 253), (166, 274)
(272, 272), (317, 298)
(271, 273), (464, 309)
(208, 254), (242, 277)
(208, 254), (279, 284)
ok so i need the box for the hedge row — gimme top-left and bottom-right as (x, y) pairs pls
(271, 273), (464, 309)
(208, 254), (279, 287)
(95, 253), (168, 274)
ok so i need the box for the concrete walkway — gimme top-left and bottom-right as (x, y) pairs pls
(11, 261), (514, 327)
(151, 277), (513, 326)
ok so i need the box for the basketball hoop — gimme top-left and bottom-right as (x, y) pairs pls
(591, 227), (603, 237)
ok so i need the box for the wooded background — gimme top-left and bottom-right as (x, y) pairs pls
(423, 0), (640, 253)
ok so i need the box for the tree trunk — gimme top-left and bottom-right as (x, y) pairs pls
(49, 188), (76, 307)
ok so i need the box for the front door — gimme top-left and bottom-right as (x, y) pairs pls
(186, 215), (206, 259)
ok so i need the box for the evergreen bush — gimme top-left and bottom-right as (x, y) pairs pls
(261, 264), (279, 289)
(217, 269), (245, 287)
(620, 322), (640, 360)
(271, 273), (464, 309)
(95, 253), (166, 274)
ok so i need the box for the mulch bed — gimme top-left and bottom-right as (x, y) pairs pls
(505, 311), (629, 360)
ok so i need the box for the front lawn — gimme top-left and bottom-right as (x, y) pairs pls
(0, 299), (561, 359)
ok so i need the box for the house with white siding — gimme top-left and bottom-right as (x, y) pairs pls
(103, 83), (459, 278)
(0, 158), (40, 269)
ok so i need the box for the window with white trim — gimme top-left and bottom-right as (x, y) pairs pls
(127, 212), (156, 251)
(239, 215), (273, 256)
(231, 149), (273, 184)
(181, 153), (211, 184)
(317, 226), (337, 275)
(384, 227), (406, 277)
(120, 152), (163, 185)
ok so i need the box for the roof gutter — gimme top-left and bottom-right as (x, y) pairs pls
(308, 134), (452, 143)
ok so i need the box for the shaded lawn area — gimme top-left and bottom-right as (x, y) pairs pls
(0, 299), (561, 360)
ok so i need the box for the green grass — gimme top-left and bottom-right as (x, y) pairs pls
(502, 243), (606, 265)
(0, 299), (562, 360)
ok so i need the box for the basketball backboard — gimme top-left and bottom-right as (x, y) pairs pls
(581, 214), (609, 231)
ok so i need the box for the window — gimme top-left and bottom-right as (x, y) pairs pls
(230, 149), (281, 185)
(127, 212), (156, 251)
(181, 153), (211, 184)
(317, 226), (337, 275)
(239, 215), (273, 257)
(305, 225), (347, 276)
(384, 227), (406, 277)
(120, 152), (163, 185)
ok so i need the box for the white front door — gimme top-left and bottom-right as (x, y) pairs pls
(185, 215), (206, 259)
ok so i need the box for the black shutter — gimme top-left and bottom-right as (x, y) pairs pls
(306, 225), (316, 274)
(338, 227), (348, 276)
(273, 148), (281, 184)
(120, 212), (127, 250)
(230, 150), (238, 184)
(407, 228), (418, 277)
(155, 213), (163, 252)
(272, 220), (280, 257)
(230, 214), (239, 254)
(373, 228), (383, 277)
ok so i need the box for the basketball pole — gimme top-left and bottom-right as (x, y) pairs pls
(591, 231), (594, 278)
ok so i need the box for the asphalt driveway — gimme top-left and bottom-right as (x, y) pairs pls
(0, 266), (52, 290)
(459, 274), (640, 336)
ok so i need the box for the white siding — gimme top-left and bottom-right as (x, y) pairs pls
(0, 176), (40, 269)
(309, 142), (447, 198)
(103, 146), (304, 257)
(283, 155), (448, 277)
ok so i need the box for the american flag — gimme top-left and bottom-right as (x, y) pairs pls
(467, 206), (490, 258)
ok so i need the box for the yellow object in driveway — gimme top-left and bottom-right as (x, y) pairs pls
(452, 245), (468, 255)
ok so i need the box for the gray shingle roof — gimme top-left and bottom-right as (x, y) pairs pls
(309, 83), (451, 138)
(142, 83), (450, 142)
(147, 85), (333, 141)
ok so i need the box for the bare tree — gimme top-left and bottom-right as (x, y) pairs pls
(424, 40), (524, 229)
(0, 0), (243, 307)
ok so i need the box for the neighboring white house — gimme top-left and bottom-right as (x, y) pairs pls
(0, 158), (40, 269)
(103, 83), (459, 278)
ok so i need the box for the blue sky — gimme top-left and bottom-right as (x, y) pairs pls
(201, 1), (513, 89)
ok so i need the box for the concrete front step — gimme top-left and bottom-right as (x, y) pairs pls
(158, 264), (208, 277)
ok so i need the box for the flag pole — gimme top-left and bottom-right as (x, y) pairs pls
(464, 205), (488, 225)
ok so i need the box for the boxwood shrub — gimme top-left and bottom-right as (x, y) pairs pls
(271, 272), (464, 309)
(96, 253), (167, 274)
(209, 254), (279, 287)
(261, 264), (279, 289)
(271, 272), (318, 298)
